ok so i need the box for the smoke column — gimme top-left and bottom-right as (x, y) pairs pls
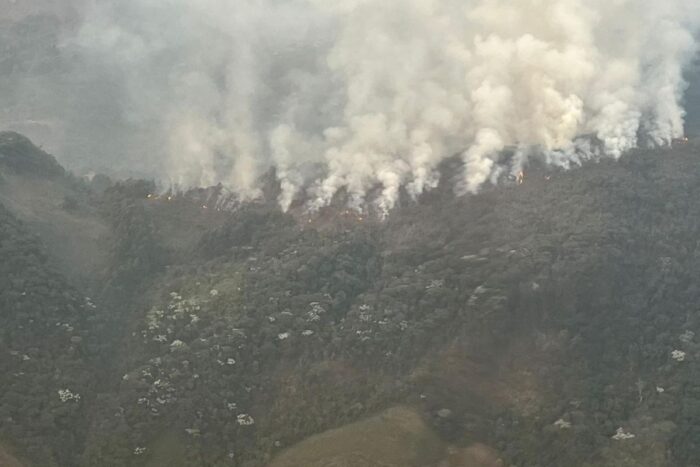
(71, 0), (700, 212)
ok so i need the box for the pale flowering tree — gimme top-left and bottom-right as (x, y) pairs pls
(612, 427), (635, 440)
(237, 414), (255, 426)
(57, 389), (81, 403)
(672, 349), (687, 362)
(554, 418), (572, 429)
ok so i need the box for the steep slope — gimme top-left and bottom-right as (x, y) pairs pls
(78, 138), (700, 467)
(0, 201), (103, 466)
(3, 133), (700, 466)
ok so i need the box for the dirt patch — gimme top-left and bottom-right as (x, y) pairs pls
(0, 444), (25, 467)
(268, 406), (504, 467)
(439, 444), (503, 467)
(268, 406), (446, 467)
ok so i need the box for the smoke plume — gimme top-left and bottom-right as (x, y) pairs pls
(70, 0), (700, 212)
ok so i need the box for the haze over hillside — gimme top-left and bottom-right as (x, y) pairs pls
(5, 2), (700, 467)
(2, 130), (700, 466)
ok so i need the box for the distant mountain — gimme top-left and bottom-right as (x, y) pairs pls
(0, 0), (84, 24)
(0, 132), (64, 176)
(685, 61), (700, 137)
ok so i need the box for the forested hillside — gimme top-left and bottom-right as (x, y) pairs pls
(3, 133), (700, 466)
(0, 203), (99, 465)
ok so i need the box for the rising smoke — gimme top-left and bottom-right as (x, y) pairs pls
(71, 0), (700, 212)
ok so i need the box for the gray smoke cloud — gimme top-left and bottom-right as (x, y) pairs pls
(5, 0), (700, 212)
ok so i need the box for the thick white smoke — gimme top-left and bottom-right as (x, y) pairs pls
(74, 0), (700, 212)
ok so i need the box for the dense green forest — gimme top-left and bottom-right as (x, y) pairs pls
(3, 132), (700, 466)
(0, 200), (95, 465)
